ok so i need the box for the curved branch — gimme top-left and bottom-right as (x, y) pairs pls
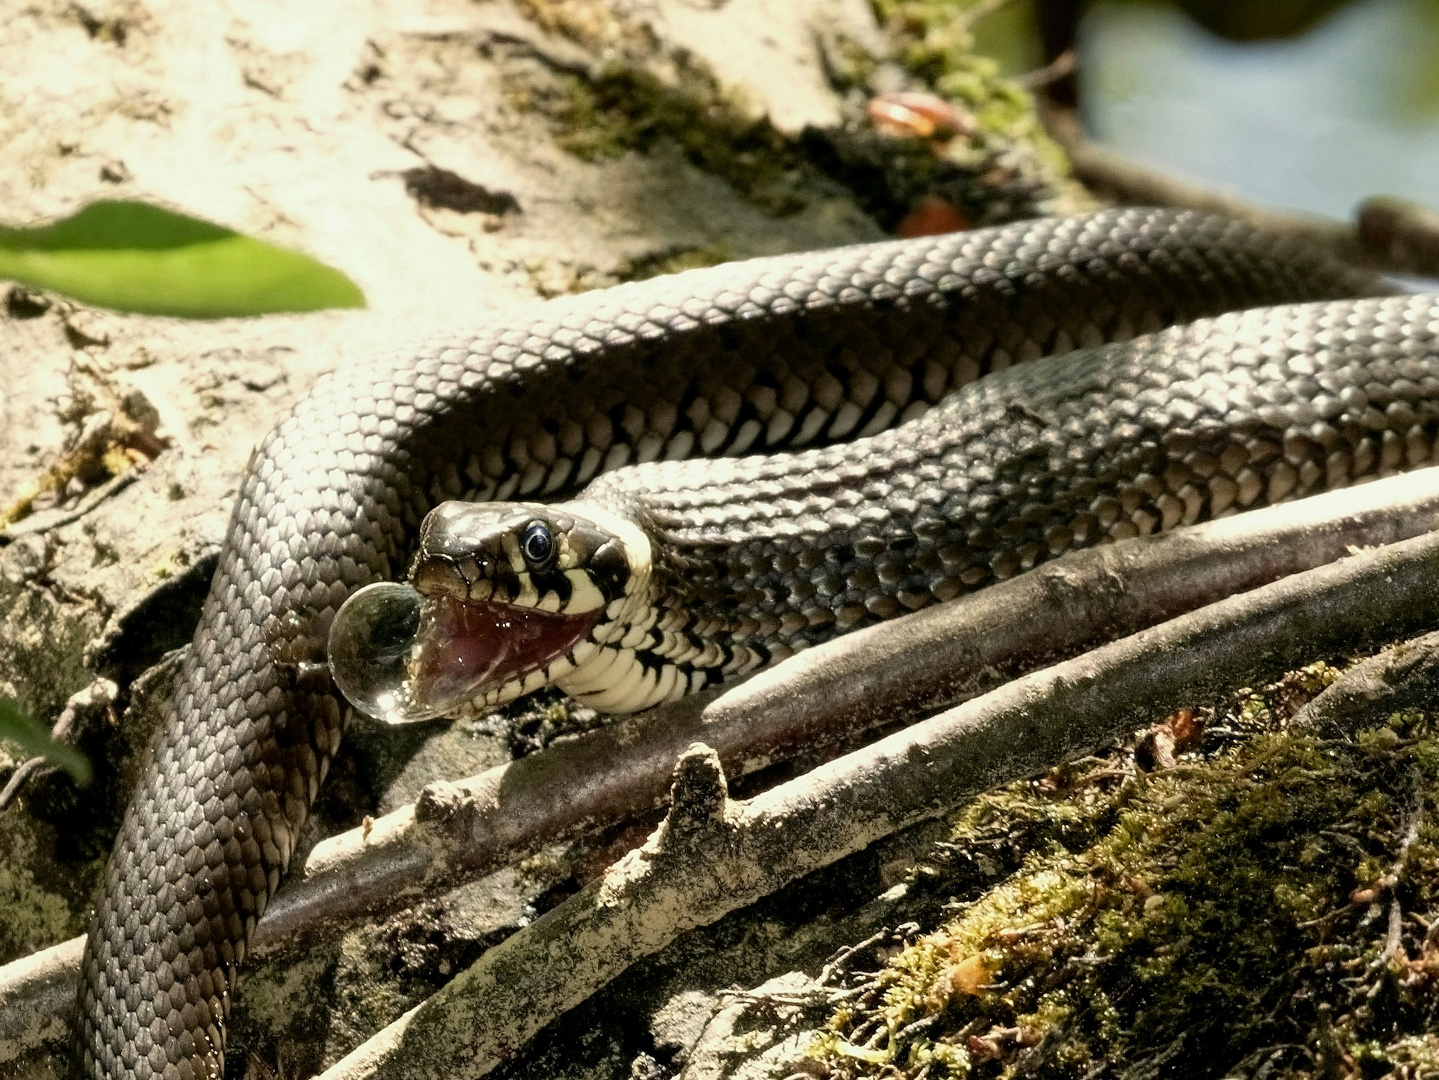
(1043, 105), (1439, 280)
(1292, 627), (1439, 733)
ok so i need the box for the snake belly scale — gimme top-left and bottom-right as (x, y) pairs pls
(75, 209), (1401, 1077)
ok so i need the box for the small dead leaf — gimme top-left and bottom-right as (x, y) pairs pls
(967, 1034), (1004, 1060)
(927, 953), (993, 1007)
(867, 92), (976, 141)
(1137, 708), (1203, 770)
(1165, 707), (1204, 748)
(895, 195), (970, 238)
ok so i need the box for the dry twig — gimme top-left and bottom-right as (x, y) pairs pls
(1043, 106), (1439, 280)
(1294, 628), (1439, 733)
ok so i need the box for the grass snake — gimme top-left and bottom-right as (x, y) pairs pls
(75, 208), (1433, 1077)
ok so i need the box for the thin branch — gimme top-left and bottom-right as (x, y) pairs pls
(0, 468), (141, 543)
(1014, 49), (1075, 93)
(1292, 627), (1439, 733)
(318, 525), (1439, 1079)
(0, 759), (45, 811)
(1043, 105), (1439, 280)
(9, 469), (1439, 1056)
(0, 938), (81, 1063)
(0, 678), (113, 811)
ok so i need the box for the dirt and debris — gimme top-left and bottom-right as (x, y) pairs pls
(0, 363), (167, 530)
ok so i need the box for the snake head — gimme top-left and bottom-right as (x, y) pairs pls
(327, 501), (650, 722)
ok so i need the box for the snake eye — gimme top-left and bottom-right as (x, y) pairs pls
(521, 520), (555, 570)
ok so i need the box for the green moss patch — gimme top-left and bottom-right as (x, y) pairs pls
(506, 58), (818, 219)
(868, 0), (1070, 177)
(0, 812), (89, 962)
(812, 666), (1439, 1078)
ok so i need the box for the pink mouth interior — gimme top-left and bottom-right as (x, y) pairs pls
(410, 594), (599, 712)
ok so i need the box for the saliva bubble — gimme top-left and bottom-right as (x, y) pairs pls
(327, 582), (436, 724)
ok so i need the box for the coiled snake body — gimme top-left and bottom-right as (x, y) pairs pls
(76, 209), (1433, 1076)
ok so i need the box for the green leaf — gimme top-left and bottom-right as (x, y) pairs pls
(0, 200), (366, 318)
(0, 698), (92, 787)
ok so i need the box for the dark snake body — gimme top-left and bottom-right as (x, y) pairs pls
(574, 290), (1439, 694)
(75, 209), (1404, 1077)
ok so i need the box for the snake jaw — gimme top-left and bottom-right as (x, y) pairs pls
(405, 593), (602, 714)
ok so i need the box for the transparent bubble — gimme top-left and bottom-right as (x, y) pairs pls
(327, 582), (433, 724)
(329, 579), (601, 724)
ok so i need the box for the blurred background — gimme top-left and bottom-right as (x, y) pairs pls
(978, 0), (1439, 218)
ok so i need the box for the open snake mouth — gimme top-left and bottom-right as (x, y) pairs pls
(327, 582), (602, 723)
(409, 593), (600, 713)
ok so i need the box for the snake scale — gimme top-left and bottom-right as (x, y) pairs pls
(74, 208), (1434, 1077)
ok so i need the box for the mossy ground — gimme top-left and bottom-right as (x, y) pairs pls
(508, 58), (818, 220)
(502, 0), (1086, 268)
(0, 811), (84, 960)
(811, 664), (1439, 1079)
